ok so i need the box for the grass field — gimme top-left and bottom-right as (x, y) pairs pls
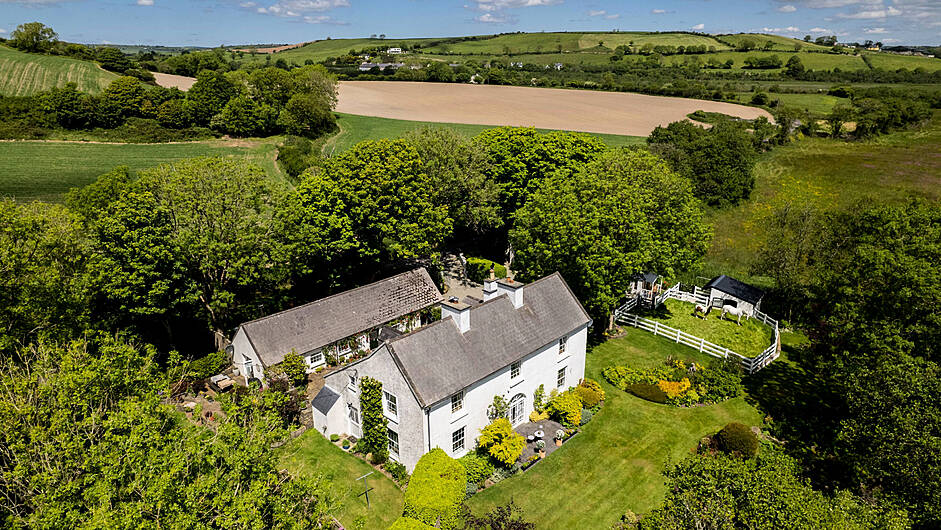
(278, 430), (404, 529)
(715, 33), (830, 52)
(667, 49), (868, 71)
(324, 112), (646, 155)
(467, 333), (763, 527)
(704, 112), (941, 277)
(755, 92), (843, 115)
(590, 32), (731, 51)
(0, 139), (283, 201)
(233, 37), (434, 64)
(864, 52), (941, 72)
(0, 45), (118, 96)
(637, 299), (775, 357)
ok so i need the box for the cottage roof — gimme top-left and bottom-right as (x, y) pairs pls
(240, 268), (441, 367)
(385, 272), (591, 407)
(632, 272), (659, 284)
(705, 275), (764, 305)
(312, 386), (340, 415)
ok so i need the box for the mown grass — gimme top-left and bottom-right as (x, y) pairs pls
(704, 111), (941, 276)
(278, 430), (404, 529)
(324, 113), (645, 155)
(0, 139), (283, 202)
(636, 299), (775, 357)
(864, 52), (941, 72)
(467, 333), (762, 527)
(0, 45), (118, 96)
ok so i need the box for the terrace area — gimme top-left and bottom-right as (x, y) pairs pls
(515, 418), (565, 462)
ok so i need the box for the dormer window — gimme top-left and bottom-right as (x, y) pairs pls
(451, 391), (464, 413)
(559, 336), (567, 355)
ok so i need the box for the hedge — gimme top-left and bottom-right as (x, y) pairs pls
(402, 448), (467, 530)
(716, 422), (759, 458)
(466, 257), (507, 284)
(388, 516), (436, 530)
(627, 383), (669, 404)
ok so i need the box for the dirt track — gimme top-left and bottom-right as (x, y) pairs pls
(337, 81), (772, 136)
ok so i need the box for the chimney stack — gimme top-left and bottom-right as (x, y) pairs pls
(495, 278), (524, 309)
(441, 300), (471, 333)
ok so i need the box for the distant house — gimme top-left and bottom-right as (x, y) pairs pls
(231, 269), (441, 383)
(387, 47), (403, 54)
(510, 61), (524, 68)
(705, 275), (764, 314)
(358, 62), (405, 71)
(312, 273), (592, 471)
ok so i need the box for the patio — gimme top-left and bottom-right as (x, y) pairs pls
(515, 418), (565, 462)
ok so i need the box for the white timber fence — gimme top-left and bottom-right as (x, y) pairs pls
(614, 285), (780, 373)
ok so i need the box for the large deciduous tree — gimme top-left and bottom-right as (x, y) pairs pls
(510, 149), (710, 331)
(10, 22), (57, 53)
(185, 70), (237, 126)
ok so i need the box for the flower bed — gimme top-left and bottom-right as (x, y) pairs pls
(603, 357), (743, 407)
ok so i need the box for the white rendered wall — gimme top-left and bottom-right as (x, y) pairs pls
(231, 328), (266, 381)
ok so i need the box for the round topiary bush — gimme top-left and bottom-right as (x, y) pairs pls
(330, 434), (340, 442)
(715, 422), (758, 458)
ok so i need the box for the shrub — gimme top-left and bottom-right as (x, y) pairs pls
(579, 408), (592, 426)
(575, 385), (602, 408)
(627, 383), (669, 404)
(188, 350), (227, 381)
(459, 452), (495, 485)
(389, 517), (436, 529)
(528, 410), (548, 423)
(715, 422), (758, 458)
(386, 460), (409, 484)
(359, 377), (388, 457)
(657, 378), (691, 399)
(697, 359), (744, 402)
(280, 350), (307, 386)
(545, 390), (582, 427)
(602, 365), (652, 390)
(580, 378), (605, 401)
(478, 418), (526, 467)
(533, 384), (546, 413)
(371, 449), (389, 466)
(402, 448), (467, 530)
(465, 482), (477, 498)
(330, 434), (340, 442)
(465, 257), (507, 283)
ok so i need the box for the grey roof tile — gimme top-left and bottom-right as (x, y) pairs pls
(312, 386), (340, 415)
(705, 275), (764, 305)
(240, 268), (441, 367)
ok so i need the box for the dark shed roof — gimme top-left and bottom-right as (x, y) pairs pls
(385, 272), (592, 407)
(705, 275), (764, 305)
(632, 272), (659, 284)
(240, 268), (441, 367)
(312, 386), (340, 415)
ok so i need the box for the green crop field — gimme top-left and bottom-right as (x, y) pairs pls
(588, 32), (730, 50)
(715, 33), (830, 52)
(864, 52), (941, 72)
(668, 50), (868, 70)
(0, 139), (283, 202)
(704, 111), (941, 278)
(422, 32), (584, 54)
(0, 45), (118, 96)
(324, 113), (645, 155)
(233, 37), (435, 64)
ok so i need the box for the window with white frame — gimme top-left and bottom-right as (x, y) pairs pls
(348, 373), (357, 390)
(558, 336), (567, 355)
(452, 426), (465, 453)
(387, 428), (399, 455)
(384, 391), (398, 416)
(309, 351), (324, 366)
(349, 406), (360, 425)
(451, 391), (463, 414)
(557, 367), (566, 389)
(511, 360), (521, 379)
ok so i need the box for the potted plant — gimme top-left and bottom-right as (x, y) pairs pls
(342, 439), (351, 451)
(535, 440), (546, 458)
(554, 429), (565, 447)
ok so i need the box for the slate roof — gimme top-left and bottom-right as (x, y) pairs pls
(312, 386), (340, 415)
(385, 272), (592, 407)
(239, 268), (441, 367)
(632, 272), (659, 284)
(705, 275), (764, 305)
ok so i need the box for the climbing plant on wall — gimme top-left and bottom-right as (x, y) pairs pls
(359, 376), (388, 462)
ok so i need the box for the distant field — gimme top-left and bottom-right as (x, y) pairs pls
(705, 111), (941, 277)
(325, 112), (645, 154)
(0, 45), (117, 96)
(591, 32), (730, 50)
(423, 32), (583, 54)
(715, 33), (830, 52)
(232, 37), (434, 64)
(864, 52), (941, 72)
(760, 92), (844, 115)
(668, 50), (868, 70)
(0, 139), (282, 202)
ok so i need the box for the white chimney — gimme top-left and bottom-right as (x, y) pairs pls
(495, 278), (524, 309)
(483, 279), (499, 301)
(441, 300), (471, 333)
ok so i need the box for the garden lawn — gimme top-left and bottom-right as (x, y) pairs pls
(467, 333), (762, 528)
(637, 299), (775, 357)
(278, 430), (404, 529)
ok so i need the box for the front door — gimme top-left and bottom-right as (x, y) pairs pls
(509, 394), (525, 426)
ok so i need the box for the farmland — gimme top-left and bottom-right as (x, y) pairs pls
(0, 139), (283, 202)
(0, 45), (117, 96)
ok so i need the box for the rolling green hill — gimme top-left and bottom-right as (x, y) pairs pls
(715, 33), (831, 51)
(0, 45), (118, 96)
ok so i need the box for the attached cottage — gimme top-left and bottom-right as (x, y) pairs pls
(705, 274), (765, 314)
(312, 272), (592, 471)
(231, 268), (441, 383)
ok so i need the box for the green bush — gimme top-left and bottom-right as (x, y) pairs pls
(459, 452), (495, 485)
(359, 377), (388, 457)
(697, 359), (744, 402)
(626, 383), (669, 404)
(465, 257), (507, 283)
(575, 385), (602, 409)
(579, 408), (592, 426)
(385, 460), (409, 484)
(188, 350), (227, 381)
(465, 482), (478, 498)
(371, 449), (389, 466)
(330, 434), (340, 442)
(280, 351), (307, 386)
(402, 448), (467, 530)
(478, 418), (526, 466)
(715, 422), (759, 458)
(389, 516), (436, 529)
(546, 390), (582, 427)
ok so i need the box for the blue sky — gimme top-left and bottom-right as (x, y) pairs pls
(0, 0), (937, 46)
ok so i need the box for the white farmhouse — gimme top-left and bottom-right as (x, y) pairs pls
(231, 269), (441, 383)
(312, 273), (592, 471)
(387, 47), (403, 54)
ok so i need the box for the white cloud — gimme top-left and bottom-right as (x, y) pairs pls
(650, 8), (667, 14)
(605, 13), (619, 19)
(588, 9), (605, 16)
(691, 23), (705, 30)
(763, 25), (801, 32)
(809, 26), (831, 32)
(475, 12), (513, 23)
(0, 29), (6, 34)
(255, 0), (349, 17)
(471, 0), (560, 10)
(863, 26), (887, 33)
(836, 6), (901, 19)
(303, 14), (347, 24)
(240, 1), (256, 6)
(136, 0), (153, 5)
(881, 38), (899, 42)
(777, 4), (797, 12)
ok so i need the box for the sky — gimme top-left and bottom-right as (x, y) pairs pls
(0, 0), (938, 47)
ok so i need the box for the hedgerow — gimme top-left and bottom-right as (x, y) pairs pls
(402, 448), (467, 530)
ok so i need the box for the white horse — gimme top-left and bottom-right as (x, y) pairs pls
(720, 305), (750, 325)
(693, 304), (710, 319)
